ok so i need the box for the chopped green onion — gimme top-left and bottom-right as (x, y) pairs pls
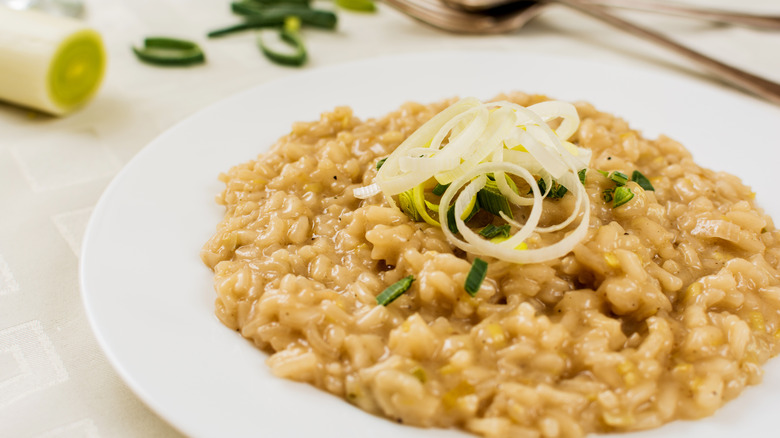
(631, 170), (655, 191)
(602, 189), (614, 203)
(464, 258), (488, 297)
(398, 189), (421, 221)
(578, 168), (587, 184)
(258, 18), (307, 67)
(376, 157), (387, 170)
(478, 178), (513, 219)
(208, 6), (337, 38)
(479, 224), (511, 239)
(376, 275), (414, 306)
(446, 198), (479, 234)
(336, 0), (376, 12)
(613, 186), (634, 207)
(536, 178), (567, 199)
(132, 37), (205, 66)
(208, 19), (282, 38)
(597, 169), (609, 178)
(608, 171), (629, 186)
(432, 183), (450, 196)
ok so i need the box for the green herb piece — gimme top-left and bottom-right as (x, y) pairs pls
(613, 186), (634, 207)
(446, 198), (480, 234)
(336, 0), (376, 12)
(536, 178), (567, 199)
(132, 37), (205, 66)
(478, 178), (513, 219)
(376, 275), (415, 306)
(258, 17), (307, 66)
(399, 189), (421, 221)
(596, 169), (609, 177)
(375, 157), (387, 170)
(578, 168), (587, 184)
(464, 258), (488, 297)
(630, 170), (655, 191)
(208, 19), (282, 38)
(479, 224), (511, 239)
(608, 171), (629, 186)
(244, 0), (311, 6)
(602, 189), (614, 203)
(232, 3), (337, 28)
(432, 183), (450, 196)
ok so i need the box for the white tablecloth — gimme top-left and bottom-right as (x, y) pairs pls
(1, 0), (779, 436)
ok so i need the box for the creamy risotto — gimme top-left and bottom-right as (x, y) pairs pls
(201, 93), (780, 438)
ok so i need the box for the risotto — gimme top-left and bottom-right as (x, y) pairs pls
(201, 93), (780, 438)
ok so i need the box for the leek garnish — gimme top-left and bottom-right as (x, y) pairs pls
(613, 186), (634, 207)
(132, 37), (205, 66)
(432, 183), (450, 196)
(578, 168), (587, 184)
(609, 171), (629, 186)
(631, 170), (654, 191)
(446, 197), (479, 234)
(376, 157), (387, 170)
(355, 98), (593, 265)
(398, 189), (421, 221)
(479, 224), (511, 239)
(478, 178), (513, 219)
(376, 275), (415, 306)
(464, 258), (488, 296)
(537, 178), (568, 199)
(412, 184), (440, 226)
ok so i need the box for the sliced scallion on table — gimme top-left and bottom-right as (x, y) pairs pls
(258, 16), (307, 67)
(376, 275), (415, 306)
(464, 258), (488, 297)
(132, 37), (205, 66)
(336, 0), (376, 12)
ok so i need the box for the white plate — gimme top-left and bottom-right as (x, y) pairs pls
(81, 51), (780, 438)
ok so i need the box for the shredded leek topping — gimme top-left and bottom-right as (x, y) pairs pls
(354, 98), (594, 264)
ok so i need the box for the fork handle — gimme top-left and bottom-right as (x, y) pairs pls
(585, 0), (780, 29)
(554, 0), (780, 105)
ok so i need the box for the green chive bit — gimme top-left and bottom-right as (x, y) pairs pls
(336, 0), (376, 12)
(398, 189), (421, 221)
(464, 258), (488, 297)
(376, 157), (387, 170)
(613, 186), (634, 207)
(608, 171), (629, 186)
(596, 169), (609, 178)
(578, 168), (587, 184)
(432, 183), (450, 196)
(478, 178), (512, 219)
(479, 224), (511, 239)
(536, 178), (567, 199)
(602, 189), (614, 203)
(446, 198), (480, 234)
(630, 170), (655, 191)
(132, 37), (205, 66)
(376, 275), (415, 306)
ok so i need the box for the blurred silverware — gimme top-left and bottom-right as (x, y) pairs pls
(383, 0), (780, 104)
(443, 0), (780, 29)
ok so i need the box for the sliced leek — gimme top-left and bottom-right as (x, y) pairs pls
(354, 98), (591, 264)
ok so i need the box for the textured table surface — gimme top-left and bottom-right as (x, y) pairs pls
(1, 0), (779, 436)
